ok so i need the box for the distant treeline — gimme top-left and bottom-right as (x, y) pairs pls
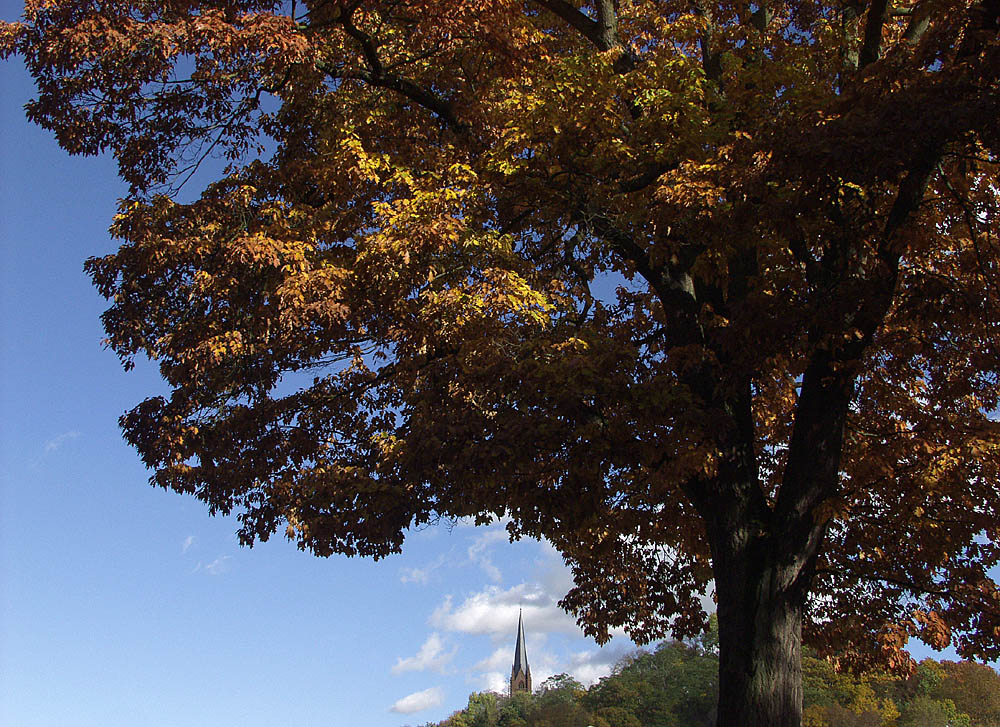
(418, 625), (1000, 727)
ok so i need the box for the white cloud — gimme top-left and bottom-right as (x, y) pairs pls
(472, 647), (511, 673)
(476, 641), (627, 692)
(195, 555), (232, 575)
(479, 671), (508, 694)
(389, 686), (445, 714)
(563, 644), (636, 686)
(399, 554), (446, 585)
(399, 566), (431, 585)
(400, 537), (644, 708)
(470, 639), (562, 694)
(430, 583), (581, 638)
(391, 633), (456, 674)
(467, 529), (508, 583)
(181, 535), (196, 554)
(535, 540), (575, 594)
(44, 430), (80, 452)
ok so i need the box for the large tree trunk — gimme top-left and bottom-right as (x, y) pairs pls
(713, 552), (806, 727)
(683, 365), (838, 727)
(682, 381), (811, 726)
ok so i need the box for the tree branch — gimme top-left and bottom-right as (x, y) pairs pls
(750, 2), (773, 32)
(533, 0), (614, 50)
(585, 212), (701, 329)
(617, 161), (677, 194)
(532, 0), (635, 71)
(594, 0), (622, 52)
(694, 0), (724, 82)
(316, 8), (466, 132)
(771, 145), (941, 585)
(859, 0), (891, 68)
(879, 144), (940, 260)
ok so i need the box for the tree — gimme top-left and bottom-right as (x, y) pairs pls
(532, 673), (591, 726)
(591, 706), (643, 727)
(898, 696), (972, 727)
(448, 692), (501, 727)
(933, 661), (1000, 727)
(536, 673), (585, 701)
(3, 1), (999, 724)
(586, 640), (719, 727)
(801, 652), (900, 726)
(431, 651), (991, 727)
(498, 691), (533, 727)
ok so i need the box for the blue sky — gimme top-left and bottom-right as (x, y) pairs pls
(1, 3), (994, 726)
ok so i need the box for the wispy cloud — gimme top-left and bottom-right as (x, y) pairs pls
(391, 633), (456, 674)
(44, 430), (80, 452)
(563, 644), (637, 686)
(399, 554), (446, 585)
(194, 555), (232, 575)
(181, 535), (196, 554)
(389, 686), (444, 714)
(467, 529), (508, 583)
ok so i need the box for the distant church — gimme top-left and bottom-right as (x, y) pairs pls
(510, 610), (531, 694)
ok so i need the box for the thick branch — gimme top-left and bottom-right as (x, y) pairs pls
(594, 0), (622, 51)
(859, 0), (891, 68)
(533, 0), (619, 50)
(585, 212), (702, 332)
(903, 10), (931, 44)
(772, 147), (940, 586)
(694, 0), (724, 82)
(879, 145), (940, 259)
(617, 161), (677, 194)
(750, 2), (773, 31)
(532, 0), (635, 71)
(354, 68), (464, 130)
(841, 3), (862, 73)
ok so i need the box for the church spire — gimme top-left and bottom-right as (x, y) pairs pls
(510, 609), (531, 695)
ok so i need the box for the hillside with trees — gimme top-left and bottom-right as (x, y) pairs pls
(426, 636), (1000, 727)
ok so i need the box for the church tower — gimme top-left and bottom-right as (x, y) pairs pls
(510, 610), (531, 695)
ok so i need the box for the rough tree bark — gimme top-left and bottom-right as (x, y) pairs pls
(713, 548), (807, 727)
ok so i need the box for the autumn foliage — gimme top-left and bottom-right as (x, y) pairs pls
(3, 0), (999, 723)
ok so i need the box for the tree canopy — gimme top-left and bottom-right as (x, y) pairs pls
(3, 0), (999, 723)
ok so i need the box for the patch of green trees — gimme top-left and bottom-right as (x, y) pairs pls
(421, 627), (1000, 727)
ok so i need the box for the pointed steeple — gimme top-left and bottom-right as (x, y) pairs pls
(510, 609), (531, 694)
